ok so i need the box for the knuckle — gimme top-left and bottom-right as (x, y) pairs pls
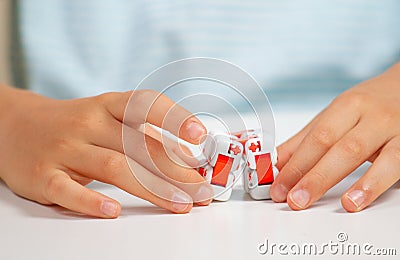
(311, 170), (329, 188)
(310, 127), (335, 148)
(52, 138), (74, 153)
(77, 188), (89, 205)
(133, 89), (159, 104)
(348, 92), (370, 109)
(44, 174), (66, 201)
(95, 91), (120, 104)
(331, 92), (351, 107)
(334, 91), (368, 110)
(285, 163), (306, 180)
(136, 89), (159, 97)
(69, 101), (109, 132)
(339, 138), (364, 158)
(70, 110), (96, 131)
(127, 90), (163, 122)
(102, 154), (126, 181)
(95, 91), (133, 115)
(32, 160), (47, 176)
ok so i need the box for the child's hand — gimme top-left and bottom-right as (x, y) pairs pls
(0, 86), (212, 218)
(271, 63), (400, 212)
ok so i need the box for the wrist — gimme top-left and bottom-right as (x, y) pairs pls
(0, 84), (45, 178)
(0, 84), (51, 118)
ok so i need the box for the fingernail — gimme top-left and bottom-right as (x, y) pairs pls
(289, 189), (310, 209)
(172, 192), (192, 212)
(101, 201), (118, 217)
(271, 184), (288, 202)
(346, 190), (366, 210)
(186, 121), (206, 141)
(194, 185), (213, 204)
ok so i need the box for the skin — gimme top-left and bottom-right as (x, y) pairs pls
(271, 62), (400, 212)
(1, 62), (399, 217)
(0, 84), (212, 218)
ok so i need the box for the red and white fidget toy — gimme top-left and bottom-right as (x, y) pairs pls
(197, 129), (279, 201)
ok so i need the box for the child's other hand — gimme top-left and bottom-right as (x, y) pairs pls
(271, 63), (400, 212)
(0, 87), (211, 218)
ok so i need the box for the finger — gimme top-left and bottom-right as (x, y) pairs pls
(270, 98), (361, 202)
(128, 128), (213, 204)
(42, 170), (121, 218)
(286, 119), (388, 210)
(126, 156), (197, 212)
(276, 110), (323, 170)
(141, 123), (200, 168)
(100, 90), (206, 144)
(341, 137), (400, 212)
(64, 145), (197, 213)
(158, 144), (212, 206)
(88, 114), (212, 204)
(90, 117), (199, 168)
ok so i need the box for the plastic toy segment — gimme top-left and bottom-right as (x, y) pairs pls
(197, 132), (243, 201)
(211, 155), (233, 187)
(196, 129), (279, 201)
(254, 153), (274, 185)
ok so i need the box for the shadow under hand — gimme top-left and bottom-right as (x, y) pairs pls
(120, 206), (171, 217)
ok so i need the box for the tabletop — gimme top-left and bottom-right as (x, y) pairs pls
(1, 105), (399, 260)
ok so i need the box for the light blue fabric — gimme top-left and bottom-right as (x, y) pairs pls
(15, 0), (400, 106)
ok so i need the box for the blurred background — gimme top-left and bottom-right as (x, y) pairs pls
(0, 0), (11, 85)
(1, 0), (400, 110)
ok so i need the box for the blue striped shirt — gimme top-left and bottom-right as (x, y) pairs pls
(14, 0), (400, 106)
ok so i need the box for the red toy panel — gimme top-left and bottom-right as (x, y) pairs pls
(255, 153), (274, 185)
(198, 167), (207, 177)
(211, 154), (234, 187)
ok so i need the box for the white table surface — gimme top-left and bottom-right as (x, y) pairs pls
(1, 106), (399, 260)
